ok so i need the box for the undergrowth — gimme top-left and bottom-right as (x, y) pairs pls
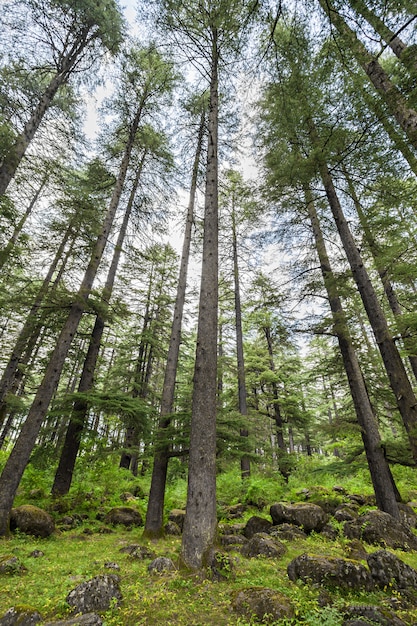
(0, 453), (416, 624)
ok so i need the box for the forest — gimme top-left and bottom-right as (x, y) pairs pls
(1, 0), (417, 624)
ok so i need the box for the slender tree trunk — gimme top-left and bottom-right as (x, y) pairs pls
(312, 140), (417, 463)
(144, 108), (205, 538)
(51, 156), (146, 496)
(0, 30), (92, 195)
(306, 186), (400, 517)
(318, 0), (417, 150)
(0, 101), (144, 535)
(0, 223), (73, 421)
(264, 326), (285, 450)
(344, 167), (417, 382)
(181, 32), (219, 571)
(231, 205), (250, 479)
(0, 173), (48, 269)
(348, 0), (417, 74)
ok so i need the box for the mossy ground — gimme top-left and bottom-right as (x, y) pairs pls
(1, 454), (417, 624)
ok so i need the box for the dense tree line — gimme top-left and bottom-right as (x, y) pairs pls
(1, 0), (417, 571)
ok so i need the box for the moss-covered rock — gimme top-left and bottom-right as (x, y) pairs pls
(232, 587), (293, 624)
(10, 505), (55, 538)
(287, 553), (373, 590)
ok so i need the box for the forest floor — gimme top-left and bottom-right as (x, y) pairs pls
(1, 454), (417, 625)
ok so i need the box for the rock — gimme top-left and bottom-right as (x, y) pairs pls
(29, 550), (44, 558)
(104, 562), (120, 570)
(243, 516), (272, 539)
(205, 548), (235, 581)
(220, 534), (248, 549)
(223, 504), (247, 519)
(104, 507), (142, 528)
(164, 521), (181, 535)
(218, 523), (245, 535)
(242, 533), (287, 559)
(0, 556), (26, 574)
(334, 507), (358, 522)
(398, 503), (417, 528)
(119, 544), (139, 554)
(44, 615), (102, 626)
(119, 492), (136, 502)
(270, 502), (329, 532)
(367, 549), (417, 591)
(10, 505), (55, 538)
(232, 587), (293, 623)
(148, 557), (176, 573)
(344, 540), (368, 561)
(287, 553), (373, 590)
(66, 575), (122, 614)
(343, 604), (407, 625)
(0, 607), (42, 625)
(129, 546), (156, 560)
(269, 524), (307, 541)
(167, 509), (185, 531)
(344, 511), (417, 550)
(320, 524), (339, 540)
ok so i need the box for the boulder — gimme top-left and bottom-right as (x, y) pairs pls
(270, 502), (329, 532)
(220, 534), (248, 549)
(104, 507), (142, 528)
(398, 503), (417, 528)
(334, 507), (358, 522)
(0, 555), (26, 574)
(367, 549), (417, 591)
(10, 505), (55, 538)
(343, 604), (407, 626)
(287, 553), (373, 590)
(167, 509), (185, 531)
(44, 615), (102, 626)
(232, 587), (293, 623)
(164, 521), (181, 535)
(66, 575), (122, 614)
(205, 548), (235, 581)
(223, 504), (247, 519)
(148, 557), (176, 573)
(269, 524), (307, 541)
(242, 533), (287, 559)
(128, 546), (156, 560)
(243, 516), (272, 539)
(0, 607), (42, 625)
(344, 510), (417, 550)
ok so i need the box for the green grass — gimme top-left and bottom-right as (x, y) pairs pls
(1, 453), (417, 624)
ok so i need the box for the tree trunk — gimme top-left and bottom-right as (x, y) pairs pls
(348, 0), (417, 74)
(232, 204), (250, 479)
(264, 326), (286, 450)
(0, 99), (144, 535)
(318, 0), (417, 150)
(0, 222), (73, 421)
(343, 167), (417, 382)
(0, 30), (91, 195)
(0, 173), (48, 269)
(52, 154), (146, 496)
(144, 107), (205, 538)
(312, 140), (417, 464)
(181, 32), (219, 571)
(306, 185), (400, 517)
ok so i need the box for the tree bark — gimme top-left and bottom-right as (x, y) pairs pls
(144, 108), (205, 538)
(0, 222), (74, 422)
(306, 185), (400, 517)
(0, 173), (48, 269)
(318, 0), (417, 150)
(348, 0), (417, 74)
(0, 99), (144, 535)
(312, 137), (417, 464)
(181, 31), (219, 571)
(231, 203), (250, 479)
(0, 29), (92, 195)
(51, 156), (145, 496)
(343, 167), (417, 382)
